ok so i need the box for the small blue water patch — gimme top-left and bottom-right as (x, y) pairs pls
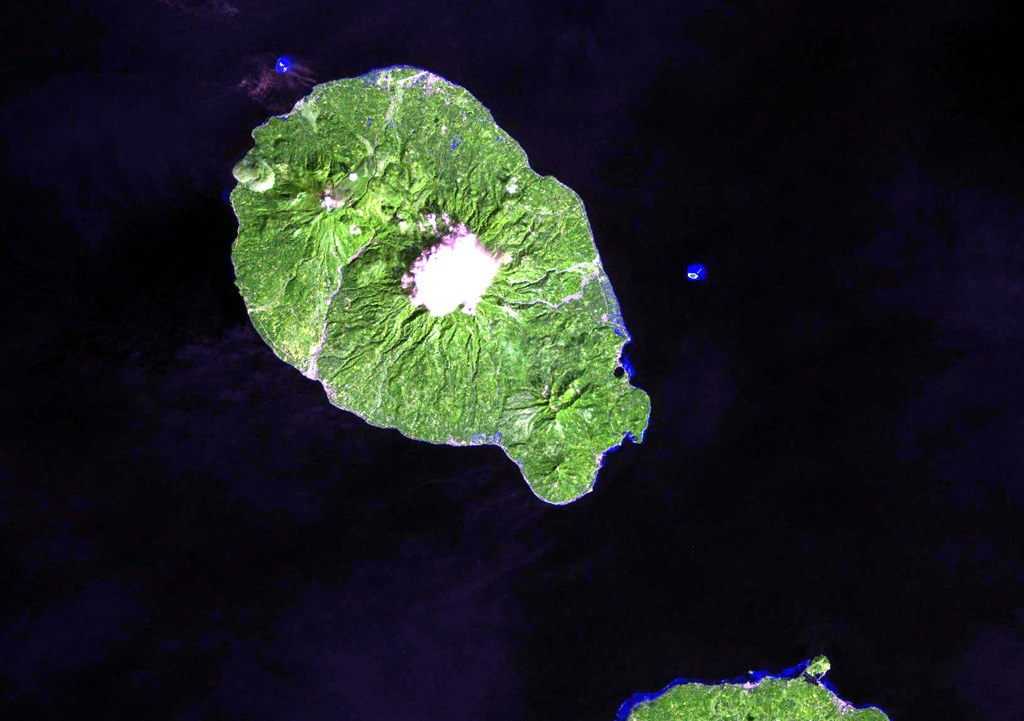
(450, 135), (463, 150)
(275, 56), (292, 74)
(686, 263), (707, 281)
(367, 117), (372, 128)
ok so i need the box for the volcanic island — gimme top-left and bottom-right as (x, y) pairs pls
(230, 66), (650, 504)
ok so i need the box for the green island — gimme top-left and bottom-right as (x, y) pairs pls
(230, 66), (650, 504)
(617, 657), (890, 721)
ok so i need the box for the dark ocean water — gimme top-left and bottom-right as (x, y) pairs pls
(2, 1), (1021, 719)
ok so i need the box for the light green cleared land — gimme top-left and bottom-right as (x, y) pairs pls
(230, 66), (650, 503)
(621, 657), (890, 721)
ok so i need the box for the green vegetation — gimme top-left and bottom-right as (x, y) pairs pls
(620, 657), (890, 721)
(230, 66), (650, 503)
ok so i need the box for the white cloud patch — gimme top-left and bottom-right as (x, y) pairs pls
(402, 221), (502, 316)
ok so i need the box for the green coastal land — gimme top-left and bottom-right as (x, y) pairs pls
(230, 66), (650, 503)
(618, 657), (890, 721)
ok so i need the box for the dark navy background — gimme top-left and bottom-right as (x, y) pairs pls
(2, 1), (1021, 718)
